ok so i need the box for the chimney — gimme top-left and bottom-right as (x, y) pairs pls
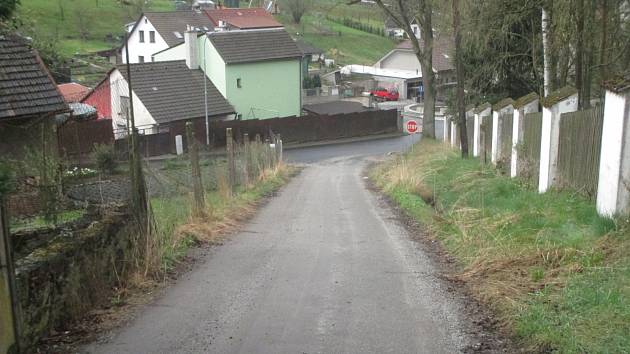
(184, 25), (199, 70)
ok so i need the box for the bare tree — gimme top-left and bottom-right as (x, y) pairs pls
(283, 0), (311, 24)
(355, 0), (437, 139)
(452, 0), (468, 157)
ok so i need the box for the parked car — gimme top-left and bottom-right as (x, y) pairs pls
(370, 88), (399, 101)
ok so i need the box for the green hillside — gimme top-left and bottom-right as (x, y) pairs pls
(17, 0), (173, 56)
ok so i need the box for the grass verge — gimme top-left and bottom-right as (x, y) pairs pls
(370, 139), (629, 353)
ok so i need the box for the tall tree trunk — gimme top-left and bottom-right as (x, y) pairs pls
(542, 5), (553, 96)
(576, 0), (585, 108)
(420, 0), (436, 139)
(452, 0), (467, 156)
(600, 0), (609, 80)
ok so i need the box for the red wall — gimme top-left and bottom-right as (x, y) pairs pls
(82, 77), (111, 120)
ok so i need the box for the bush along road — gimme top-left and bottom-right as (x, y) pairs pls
(370, 139), (630, 353)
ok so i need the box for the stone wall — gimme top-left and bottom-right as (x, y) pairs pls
(13, 204), (136, 350)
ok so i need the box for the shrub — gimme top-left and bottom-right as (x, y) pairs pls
(92, 144), (117, 175)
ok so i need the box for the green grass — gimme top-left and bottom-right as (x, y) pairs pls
(370, 140), (630, 354)
(276, 12), (395, 65)
(17, 0), (174, 55)
(10, 209), (86, 232)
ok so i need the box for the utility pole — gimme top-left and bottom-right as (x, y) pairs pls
(125, 33), (148, 229)
(1, 200), (20, 354)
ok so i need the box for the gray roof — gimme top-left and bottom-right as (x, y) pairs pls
(207, 29), (302, 64)
(117, 60), (234, 124)
(295, 40), (323, 56)
(144, 11), (214, 47)
(0, 34), (68, 120)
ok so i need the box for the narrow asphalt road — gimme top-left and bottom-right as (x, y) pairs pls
(86, 135), (476, 354)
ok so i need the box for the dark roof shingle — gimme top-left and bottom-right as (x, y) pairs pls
(0, 34), (68, 120)
(117, 60), (234, 124)
(144, 11), (214, 47)
(207, 29), (302, 64)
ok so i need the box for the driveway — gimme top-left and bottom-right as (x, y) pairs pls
(85, 134), (483, 354)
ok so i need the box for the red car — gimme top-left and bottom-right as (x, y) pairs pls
(370, 87), (400, 101)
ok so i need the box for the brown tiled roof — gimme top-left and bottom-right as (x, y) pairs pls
(144, 11), (215, 47)
(58, 83), (91, 103)
(0, 34), (68, 120)
(204, 8), (282, 29)
(117, 60), (234, 124)
(395, 36), (454, 72)
(207, 29), (302, 64)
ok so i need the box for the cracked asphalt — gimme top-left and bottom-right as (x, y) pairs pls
(85, 134), (484, 354)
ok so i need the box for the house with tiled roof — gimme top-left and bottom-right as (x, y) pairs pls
(122, 10), (215, 64)
(0, 33), (70, 157)
(108, 58), (234, 138)
(204, 7), (283, 30)
(374, 36), (456, 101)
(153, 28), (302, 120)
(58, 83), (90, 103)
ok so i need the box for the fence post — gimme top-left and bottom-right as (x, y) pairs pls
(474, 104), (491, 158)
(0, 200), (21, 354)
(597, 83), (630, 216)
(511, 94), (540, 178)
(450, 120), (457, 147)
(226, 128), (236, 194)
(243, 133), (250, 186)
(275, 134), (282, 165)
(538, 86), (579, 193)
(186, 122), (205, 217)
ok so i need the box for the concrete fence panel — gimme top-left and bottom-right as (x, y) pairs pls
(556, 105), (604, 198)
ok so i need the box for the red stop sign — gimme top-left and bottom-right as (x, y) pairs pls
(406, 120), (418, 134)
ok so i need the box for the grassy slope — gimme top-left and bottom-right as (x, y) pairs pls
(17, 0), (173, 56)
(371, 140), (629, 353)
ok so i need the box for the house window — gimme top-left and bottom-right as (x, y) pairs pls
(139, 56), (145, 63)
(149, 31), (155, 43)
(120, 96), (130, 121)
(237, 78), (242, 88)
(139, 30), (145, 43)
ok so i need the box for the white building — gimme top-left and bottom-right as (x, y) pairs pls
(122, 11), (214, 64)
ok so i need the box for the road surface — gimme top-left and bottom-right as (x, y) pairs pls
(86, 135), (479, 354)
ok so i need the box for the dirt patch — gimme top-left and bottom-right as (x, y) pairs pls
(364, 166), (516, 354)
(34, 169), (301, 354)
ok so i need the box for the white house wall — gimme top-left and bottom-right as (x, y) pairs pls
(109, 69), (157, 137)
(153, 42), (186, 62)
(376, 50), (422, 74)
(122, 16), (170, 64)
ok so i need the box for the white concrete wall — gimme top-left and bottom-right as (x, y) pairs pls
(122, 16), (170, 64)
(597, 91), (630, 216)
(491, 111), (499, 163)
(109, 69), (157, 138)
(538, 94), (578, 193)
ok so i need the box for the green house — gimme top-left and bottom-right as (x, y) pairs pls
(154, 29), (303, 120)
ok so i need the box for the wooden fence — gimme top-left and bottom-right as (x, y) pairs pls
(466, 116), (474, 152)
(115, 110), (400, 158)
(480, 116), (493, 164)
(58, 119), (114, 158)
(556, 105), (604, 197)
(519, 112), (543, 186)
(498, 113), (513, 174)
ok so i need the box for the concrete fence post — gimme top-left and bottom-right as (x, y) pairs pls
(450, 120), (457, 148)
(0, 200), (20, 354)
(538, 86), (579, 193)
(473, 110), (480, 157)
(597, 80), (630, 217)
(511, 93), (539, 178)
(491, 99), (515, 164)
